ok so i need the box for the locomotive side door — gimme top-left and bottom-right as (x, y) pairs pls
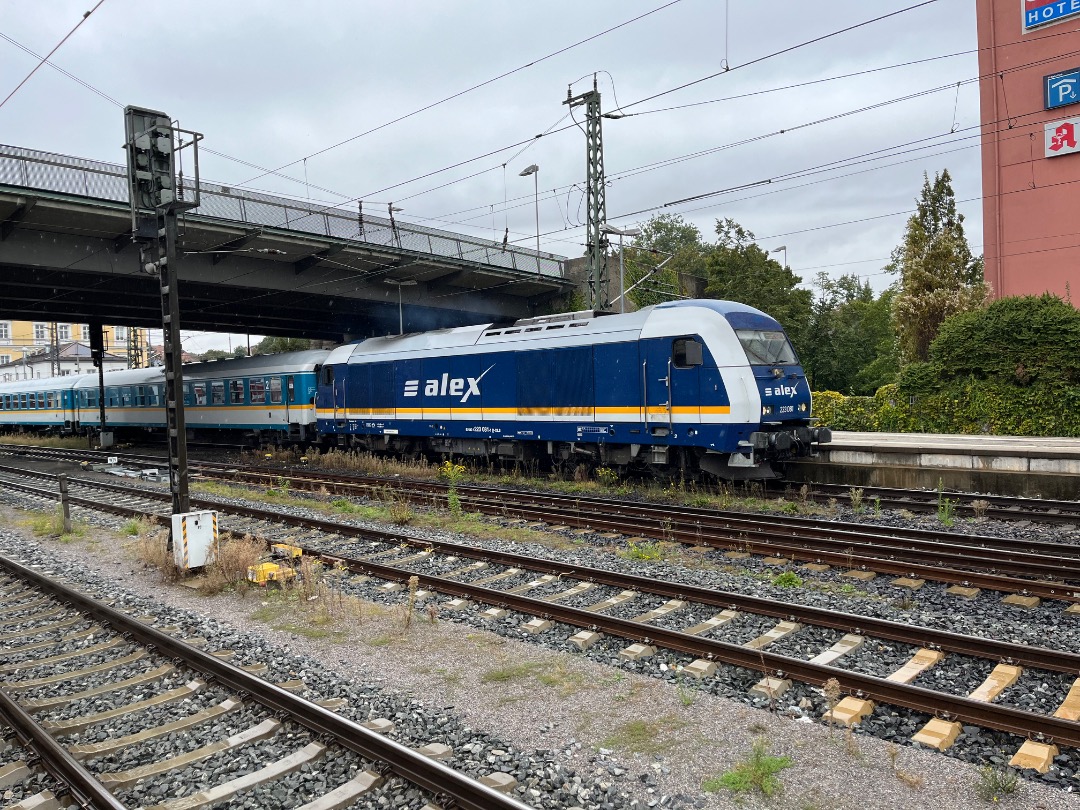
(641, 337), (702, 436)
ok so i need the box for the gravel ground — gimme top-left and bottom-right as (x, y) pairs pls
(2, 478), (1079, 809)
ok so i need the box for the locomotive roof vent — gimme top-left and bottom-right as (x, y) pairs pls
(511, 309), (597, 327)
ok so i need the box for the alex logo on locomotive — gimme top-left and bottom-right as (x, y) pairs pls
(401, 364), (495, 403)
(764, 383), (800, 397)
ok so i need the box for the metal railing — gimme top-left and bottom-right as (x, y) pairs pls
(0, 144), (566, 278)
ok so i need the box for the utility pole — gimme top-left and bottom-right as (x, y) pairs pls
(48, 322), (60, 377)
(124, 106), (202, 541)
(564, 75), (610, 311)
(127, 327), (145, 368)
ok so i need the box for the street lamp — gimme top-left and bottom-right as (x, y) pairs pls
(388, 204), (404, 249)
(771, 245), (788, 269)
(384, 278), (417, 335)
(600, 224), (642, 313)
(518, 164), (540, 269)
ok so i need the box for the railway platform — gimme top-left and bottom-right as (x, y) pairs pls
(784, 431), (1080, 499)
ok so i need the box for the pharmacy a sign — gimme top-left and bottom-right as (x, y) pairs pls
(1045, 117), (1080, 157)
(1024, 0), (1080, 32)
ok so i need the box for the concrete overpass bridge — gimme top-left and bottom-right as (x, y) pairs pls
(0, 144), (574, 340)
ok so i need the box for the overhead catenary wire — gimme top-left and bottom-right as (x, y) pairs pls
(0, 0), (107, 112)
(232, 0), (685, 188)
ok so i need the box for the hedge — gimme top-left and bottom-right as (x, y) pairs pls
(811, 381), (1080, 437)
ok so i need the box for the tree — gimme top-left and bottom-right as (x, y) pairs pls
(801, 274), (898, 394)
(622, 214), (711, 309)
(890, 170), (989, 364)
(703, 218), (813, 352)
(251, 336), (311, 355)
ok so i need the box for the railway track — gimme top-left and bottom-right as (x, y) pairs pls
(0, 553), (534, 810)
(6, 442), (1080, 526)
(1, 462), (1078, 777)
(787, 480), (1080, 525)
(3, 445), (1079, 597)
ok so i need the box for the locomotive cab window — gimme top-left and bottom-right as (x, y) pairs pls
(672, 338), (703, 368)
(320, 366), (334, 386)
(736, 330), (797, 365)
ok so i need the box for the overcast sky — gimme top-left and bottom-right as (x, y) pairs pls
(1, 0), (982, 351)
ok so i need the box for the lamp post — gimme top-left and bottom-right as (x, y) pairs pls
(600, 224), (642, 313)
(771, 245), (788, 269)
(384, 278), (417, 335)
(518, 164), (540, 271)
(388, 204), (403, 249)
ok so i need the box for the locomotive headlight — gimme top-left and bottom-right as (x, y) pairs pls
(762, 405), (773, 415)
(798, 402), (807, 412)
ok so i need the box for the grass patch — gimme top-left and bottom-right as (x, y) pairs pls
(703, 737), (793, 797)
(974, 766), (1019, 802)
(600, 716), (686, 756)
(771, 571), (803, 588)
(619, 540), (665, 562)
(0, 434), (90, 449)
(21, 507), (88, 543)
(482, 662), (545, 683)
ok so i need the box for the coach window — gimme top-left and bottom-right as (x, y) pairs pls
(270, 377), (282, 405)
(193, 383), (207, 405)
(250, 378), (266, 405)
(211, 381), (225, 405)
(230, 380), (244, 404)
(672, 338), (703, 368)
(47, 392), (55, 409)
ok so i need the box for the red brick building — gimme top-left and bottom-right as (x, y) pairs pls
(978, 0), (1080, 300)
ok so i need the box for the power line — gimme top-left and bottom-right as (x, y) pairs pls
(0, 0), (107, 112)
(619, 0), (941, 112)
(233, 0), (685, 188)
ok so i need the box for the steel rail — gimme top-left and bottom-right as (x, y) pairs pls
(4, 470), (1079, 673)
(796, 480), (1080, 524)
(193, 465), (1080, 564)
(309, 548), (1080, 749)
(0, 688), (128, 810)
(2, 462), (1079, 602)
(0, 554), (533, 810)
(3, 470), (1080, 747)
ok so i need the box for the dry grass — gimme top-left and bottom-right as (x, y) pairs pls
(0, 433), (90, 449)
(299, 447), (438, 479)
(133, 528), (182, 583)
(202, 533), (265, 594)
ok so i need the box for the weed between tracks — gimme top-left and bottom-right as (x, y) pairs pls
(20, 506), (88, 544)
(0, 434), (92, 450)
(702, 737), (793, 797)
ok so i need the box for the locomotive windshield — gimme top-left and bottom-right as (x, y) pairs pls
(736, 329), (798, 365)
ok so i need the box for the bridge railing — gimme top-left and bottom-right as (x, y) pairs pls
(0, 144), (566, 278)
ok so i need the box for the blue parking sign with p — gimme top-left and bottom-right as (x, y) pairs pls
(1046, 69), (1080, 110)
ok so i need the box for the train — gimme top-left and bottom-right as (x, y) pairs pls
(0, 300), (829, 478)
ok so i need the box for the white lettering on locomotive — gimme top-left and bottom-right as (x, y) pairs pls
(764, 382), (800, 397)
(403, 364), (495, 403)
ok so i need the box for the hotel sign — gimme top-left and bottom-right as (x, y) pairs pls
(1045, 117), (1080, 157)
(1045, 68), (1080, 109)
(1024, 0), (1080, 31)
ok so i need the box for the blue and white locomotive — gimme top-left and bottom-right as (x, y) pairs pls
(316, 300), (829, 478)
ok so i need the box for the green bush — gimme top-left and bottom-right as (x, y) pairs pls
(812, 294), (1080, 437)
